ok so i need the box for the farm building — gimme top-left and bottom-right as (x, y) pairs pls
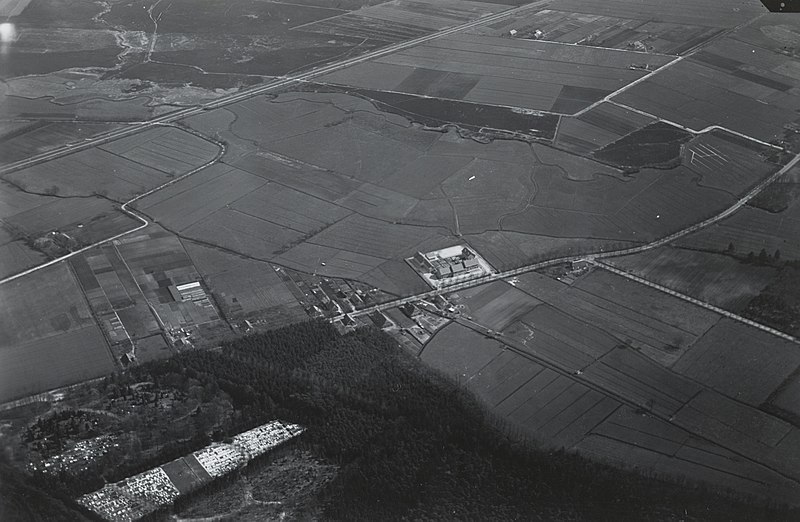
(408, 246), (494, 288)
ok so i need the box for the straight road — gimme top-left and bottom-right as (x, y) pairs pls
(337, 154), (800, 331)
(0, 0), (549, 176)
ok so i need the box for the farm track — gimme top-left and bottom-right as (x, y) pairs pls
(338, 153), (800, 343)
(1, 1), (797, 341)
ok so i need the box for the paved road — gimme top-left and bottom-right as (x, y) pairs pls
(337, 154), (800, 334)
(0, 0), (549, 177)
(593, 261), (799, 344)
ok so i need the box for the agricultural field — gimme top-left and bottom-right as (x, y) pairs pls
(451, 281), (540, 330)
(0, 262), (114, 402)
(70, 243), (161, 347)
(295, 0), (507, 44)
(678, 166), (800, 260)
(610, 246), (777, 312)
(3, 0), (513, 166)
(470, 8), (726, 55)
(113, 228), (228, 343)
(672, 319), (800, 406)
(183, 241), (308, 328)
(576, 405), (800, 503)
(510, 270), (721, 366)
(319, 32), (674, 113)
(166, 90), (788, 294)
(5, 126), (219, 200)
(542, 0), (766, 30)
(615, 15), (800, 142)
(421, 297), (800, 503)
(554, 101), (657, 155)
(0, 122), (119, 165)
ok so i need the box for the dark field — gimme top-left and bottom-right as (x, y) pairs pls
(350, 86), (560, 139)
(593, 121), (693, 168)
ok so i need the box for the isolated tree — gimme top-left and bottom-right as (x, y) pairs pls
(747, 251), (755, 263)
(775, 249), (781, 262)
(727, 242), (735, 253)
(759, 248), (769, 264)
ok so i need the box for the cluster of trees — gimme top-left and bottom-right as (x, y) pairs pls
(744, 263), (800, 335)
(23, 320), (800, 520)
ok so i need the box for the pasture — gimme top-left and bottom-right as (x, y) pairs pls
(511, 270), (721, 365)
(174, 91), (765, 295)
(6, 126), (218, 201)
(453, 280), (540, 330)
(0, 262), (115, 402)
(0, 325), (114, 403)
(0, 262), (96, 347)
(611, 246), (776, 311)
(673, 319), (800, 405)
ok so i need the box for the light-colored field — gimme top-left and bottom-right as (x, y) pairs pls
(470, 8), (725, 55)
(320, 33), (673, 112)
(611, 246), (776, 311)
(673, 319), (800, 405)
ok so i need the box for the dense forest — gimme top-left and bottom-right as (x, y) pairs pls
(13, 321), (800, 520)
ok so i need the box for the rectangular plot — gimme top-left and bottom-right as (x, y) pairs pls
(495, 367), (561, 416)
(522, 381), (591, 432)
(675, 390), (792, 448)
(553, 395), (620, 449)
(0, 326), (114, 402)
(143, 167), (267, 232)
